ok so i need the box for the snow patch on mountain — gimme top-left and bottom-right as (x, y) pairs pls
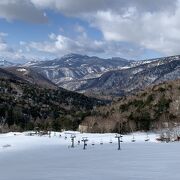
(16, 68), (27, 72)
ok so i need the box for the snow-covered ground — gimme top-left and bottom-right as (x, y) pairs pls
(0, 131), (180, 180)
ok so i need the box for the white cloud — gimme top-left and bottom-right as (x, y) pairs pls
(0, 43), (9, 52)
(19, 41), (27, 46)
(29, 41), (57, 53)
(49, 33), (56, 40)
(0, 32), (27, 62)
(28, 33), (104, 55)
(0, 33), (12, 52)
(0, 32), (8, 37)
(30, 0), (177, 16)
(2, 0), (180, 58)
(0, 0), (48, 23)
(74, 24), (85, 33)
(22, 32), (145, 59)
(90, 6), (180, 55)
(30, 0), (180, 56)
(30, 0), (109, 15)
(0, 39), (9, 52)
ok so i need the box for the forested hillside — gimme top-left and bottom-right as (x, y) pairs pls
(0, 78), (104, 132)
(81, 80), (180, 133)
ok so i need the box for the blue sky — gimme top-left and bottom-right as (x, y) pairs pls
(0, 0), (179, 62)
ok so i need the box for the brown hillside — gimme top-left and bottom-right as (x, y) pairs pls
(81, 79), (180, 133)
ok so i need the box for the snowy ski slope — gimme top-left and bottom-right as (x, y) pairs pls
(0, 131), (180, 180)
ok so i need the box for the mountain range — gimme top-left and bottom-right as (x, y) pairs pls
(0, 53), (180, 132)
(78, 55), (180, 97)
(21, 53), (132, 91)
(1, 53), (180, 98)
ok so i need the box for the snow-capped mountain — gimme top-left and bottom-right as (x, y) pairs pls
(77, 55), (180, 97)
(22, 53), (133, 90)
(21, 54), (180, 97)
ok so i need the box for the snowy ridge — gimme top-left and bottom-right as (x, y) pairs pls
(19, 54), (180, 94)
(77, 55), (180, 96)
(20, 54), (132, 91)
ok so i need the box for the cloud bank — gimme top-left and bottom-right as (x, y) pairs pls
(1, 0), (180, 60)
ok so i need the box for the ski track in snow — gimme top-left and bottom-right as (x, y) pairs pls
(0, 131), (180, 180)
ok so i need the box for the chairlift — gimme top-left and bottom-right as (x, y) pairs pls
(131, 135), (136, 142)
(145, 133), (150, 142)
(130, 126), (136, 142)
(70, 134), (76, 148)
(120, 135), (123, 142)
(82, 137), (88, 150)
(115, 134), (121, 150)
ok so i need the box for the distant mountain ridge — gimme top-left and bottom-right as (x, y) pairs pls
(1, 54), (180, 98)
(77, 55), (180, 97)
(21, 53), (133, 90)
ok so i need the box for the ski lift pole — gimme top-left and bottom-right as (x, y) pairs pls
(82, 137), (88, 150)
(71, 134), (76, 148)
(115, 134), (121, 150)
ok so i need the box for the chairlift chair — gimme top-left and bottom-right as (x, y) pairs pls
(120, 135), (123, 142)
(100, 139), (103, 145)
(145, 133), (150, 142)
(131, 135), (136, 142)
